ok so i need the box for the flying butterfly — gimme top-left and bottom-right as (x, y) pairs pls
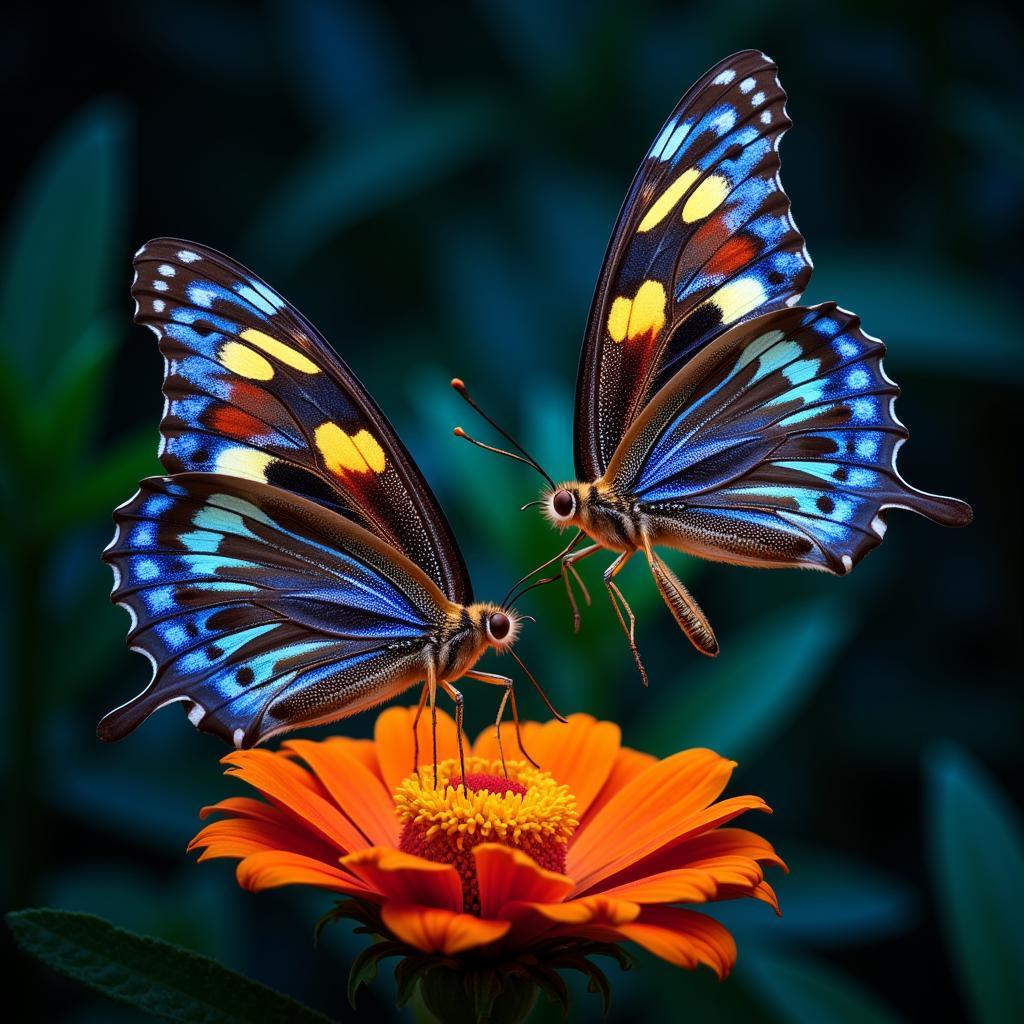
(101, 239), (560, 770)
(453, 50), (973, 681)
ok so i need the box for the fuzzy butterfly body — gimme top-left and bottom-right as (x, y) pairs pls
(460, 49), (972, 671)
(102, 242), (520, 748)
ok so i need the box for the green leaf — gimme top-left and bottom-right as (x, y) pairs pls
(635, 597), (854, 760)
(741, 946), (905, 1024)
(6, 908), (335, 1023)
(0, 101), (127, 390)
(926, 744), (1024, 1024)
(243, 95), (503, 272)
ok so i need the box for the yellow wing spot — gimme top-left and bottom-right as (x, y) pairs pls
(637, 168), (698, 232)
(213, 447), (274, 482)
(681, 173), (731, 223)
(315, 422), (387, 475)
(218, 341), (274, 380)
(239, 328), (320, 374)
(606, 281), (667, 344)
(712, 277), (768, 325)
(607, 296), (632, 343)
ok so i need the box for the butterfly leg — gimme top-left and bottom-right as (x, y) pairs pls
(439, 679), (467, 794)
(462, 670), (540, 772)
(643, 543), (719, 657)
(410, 681), (430, 775)
(603, 551), (649, 688)
(563, 544), (600, 632)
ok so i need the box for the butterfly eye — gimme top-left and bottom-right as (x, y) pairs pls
(552, 489), (575, 518)
(488, 612), (511, 641)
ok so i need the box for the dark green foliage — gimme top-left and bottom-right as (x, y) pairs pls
(6, 909), (335, 1024)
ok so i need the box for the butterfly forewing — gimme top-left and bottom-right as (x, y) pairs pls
(132, 239), (472, 604)
(575, 49), (811, 480)
(608, 304), (972, 573)
(101, 473), (452, 747)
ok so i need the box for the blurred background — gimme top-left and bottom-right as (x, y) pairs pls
(2, 1), (1021, 1021)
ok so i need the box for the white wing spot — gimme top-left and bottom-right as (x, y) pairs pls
(177, 250), (201, 263)
(752, 91), (765, 106)
(760, 110), (772, 124)
(841, 554), (853, 572)
(187, 703), (206, 725)
(153, 280), (168, 292)
(713, 69), (736, 85)
(157, 264), (176, 277)
(152, 299), (165, 312)
(233, 728), (246, 748)
(740, 77), (756, 93)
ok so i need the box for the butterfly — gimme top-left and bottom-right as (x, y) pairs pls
(452, 50), (973, 681)
(100, 239), (558, 763)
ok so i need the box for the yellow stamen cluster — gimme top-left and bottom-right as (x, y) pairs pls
(394, 757), (579, 853)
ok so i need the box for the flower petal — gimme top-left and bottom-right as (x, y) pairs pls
(381, 903), (509, 954)
(473, 714), (621, 817)
(285, 738), (399, 846)
(578, 746), (657, 831)
(511, 894), (640, 927)
(189, 817), (336, 863)
(473, 843), (573, 919)
(340, 847), (463, 912)
(221, 749), (370, 855)
(234, 850), (368, 895)
(617, 906), (737, 978)
(375, 706), (461, 794)
(567, 749), (751, 890)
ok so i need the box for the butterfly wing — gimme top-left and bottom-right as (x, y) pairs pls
(606, 303), (972, 573)
(131, 238), (472, 604)
(100, 473), (454, 747)
(575, 49), (811, 480)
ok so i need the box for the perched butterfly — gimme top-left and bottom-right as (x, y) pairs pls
(100, 239), (558, 762)
(453, 50), (972, 681)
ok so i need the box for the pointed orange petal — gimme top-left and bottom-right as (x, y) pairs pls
(473, 714), (620, 818)
(285, 738), (399, 847)
(593, 867), (721, 904)
(578, 746), (657, 831)
(617, 906), (737, 978)
(221, 749), (369, 854)
(323, 736), (383, 781)
(199, 796), (289, 825)
(189, 817), (336, 863)
(234, 850), (368, 895)
(473, 844), (573, 919)
(567, 748), (739, 889)
(340, 847), (463, 912)
(381, 903), (509, 954)
(508, 894), (640, 927)
(375, 706), (460, 794)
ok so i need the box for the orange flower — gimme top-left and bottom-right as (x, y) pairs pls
(190, 709), (784, 1013)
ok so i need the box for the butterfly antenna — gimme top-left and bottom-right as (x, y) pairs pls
(503, 532), (585, 607)
(451, 378), (555, 489)
(509, 647), (568, 723)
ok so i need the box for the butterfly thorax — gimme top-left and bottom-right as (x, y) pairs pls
(544, 480), (641, 553)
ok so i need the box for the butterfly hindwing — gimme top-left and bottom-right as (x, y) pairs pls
(101, 473), (452, 747)
(575, 49), (811, 480)
(607, 304), (972, 573)
(132, 239), (472, 604)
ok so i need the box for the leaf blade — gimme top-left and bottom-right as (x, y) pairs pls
(926, 744), (1024, 1024)
(7, 908), (335, 1024)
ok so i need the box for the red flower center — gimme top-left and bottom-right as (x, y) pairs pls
(394, 757), (578, 915)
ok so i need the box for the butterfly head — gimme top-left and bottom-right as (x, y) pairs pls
(543, 482), (590, 530)
(468, 603), (521, 650)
